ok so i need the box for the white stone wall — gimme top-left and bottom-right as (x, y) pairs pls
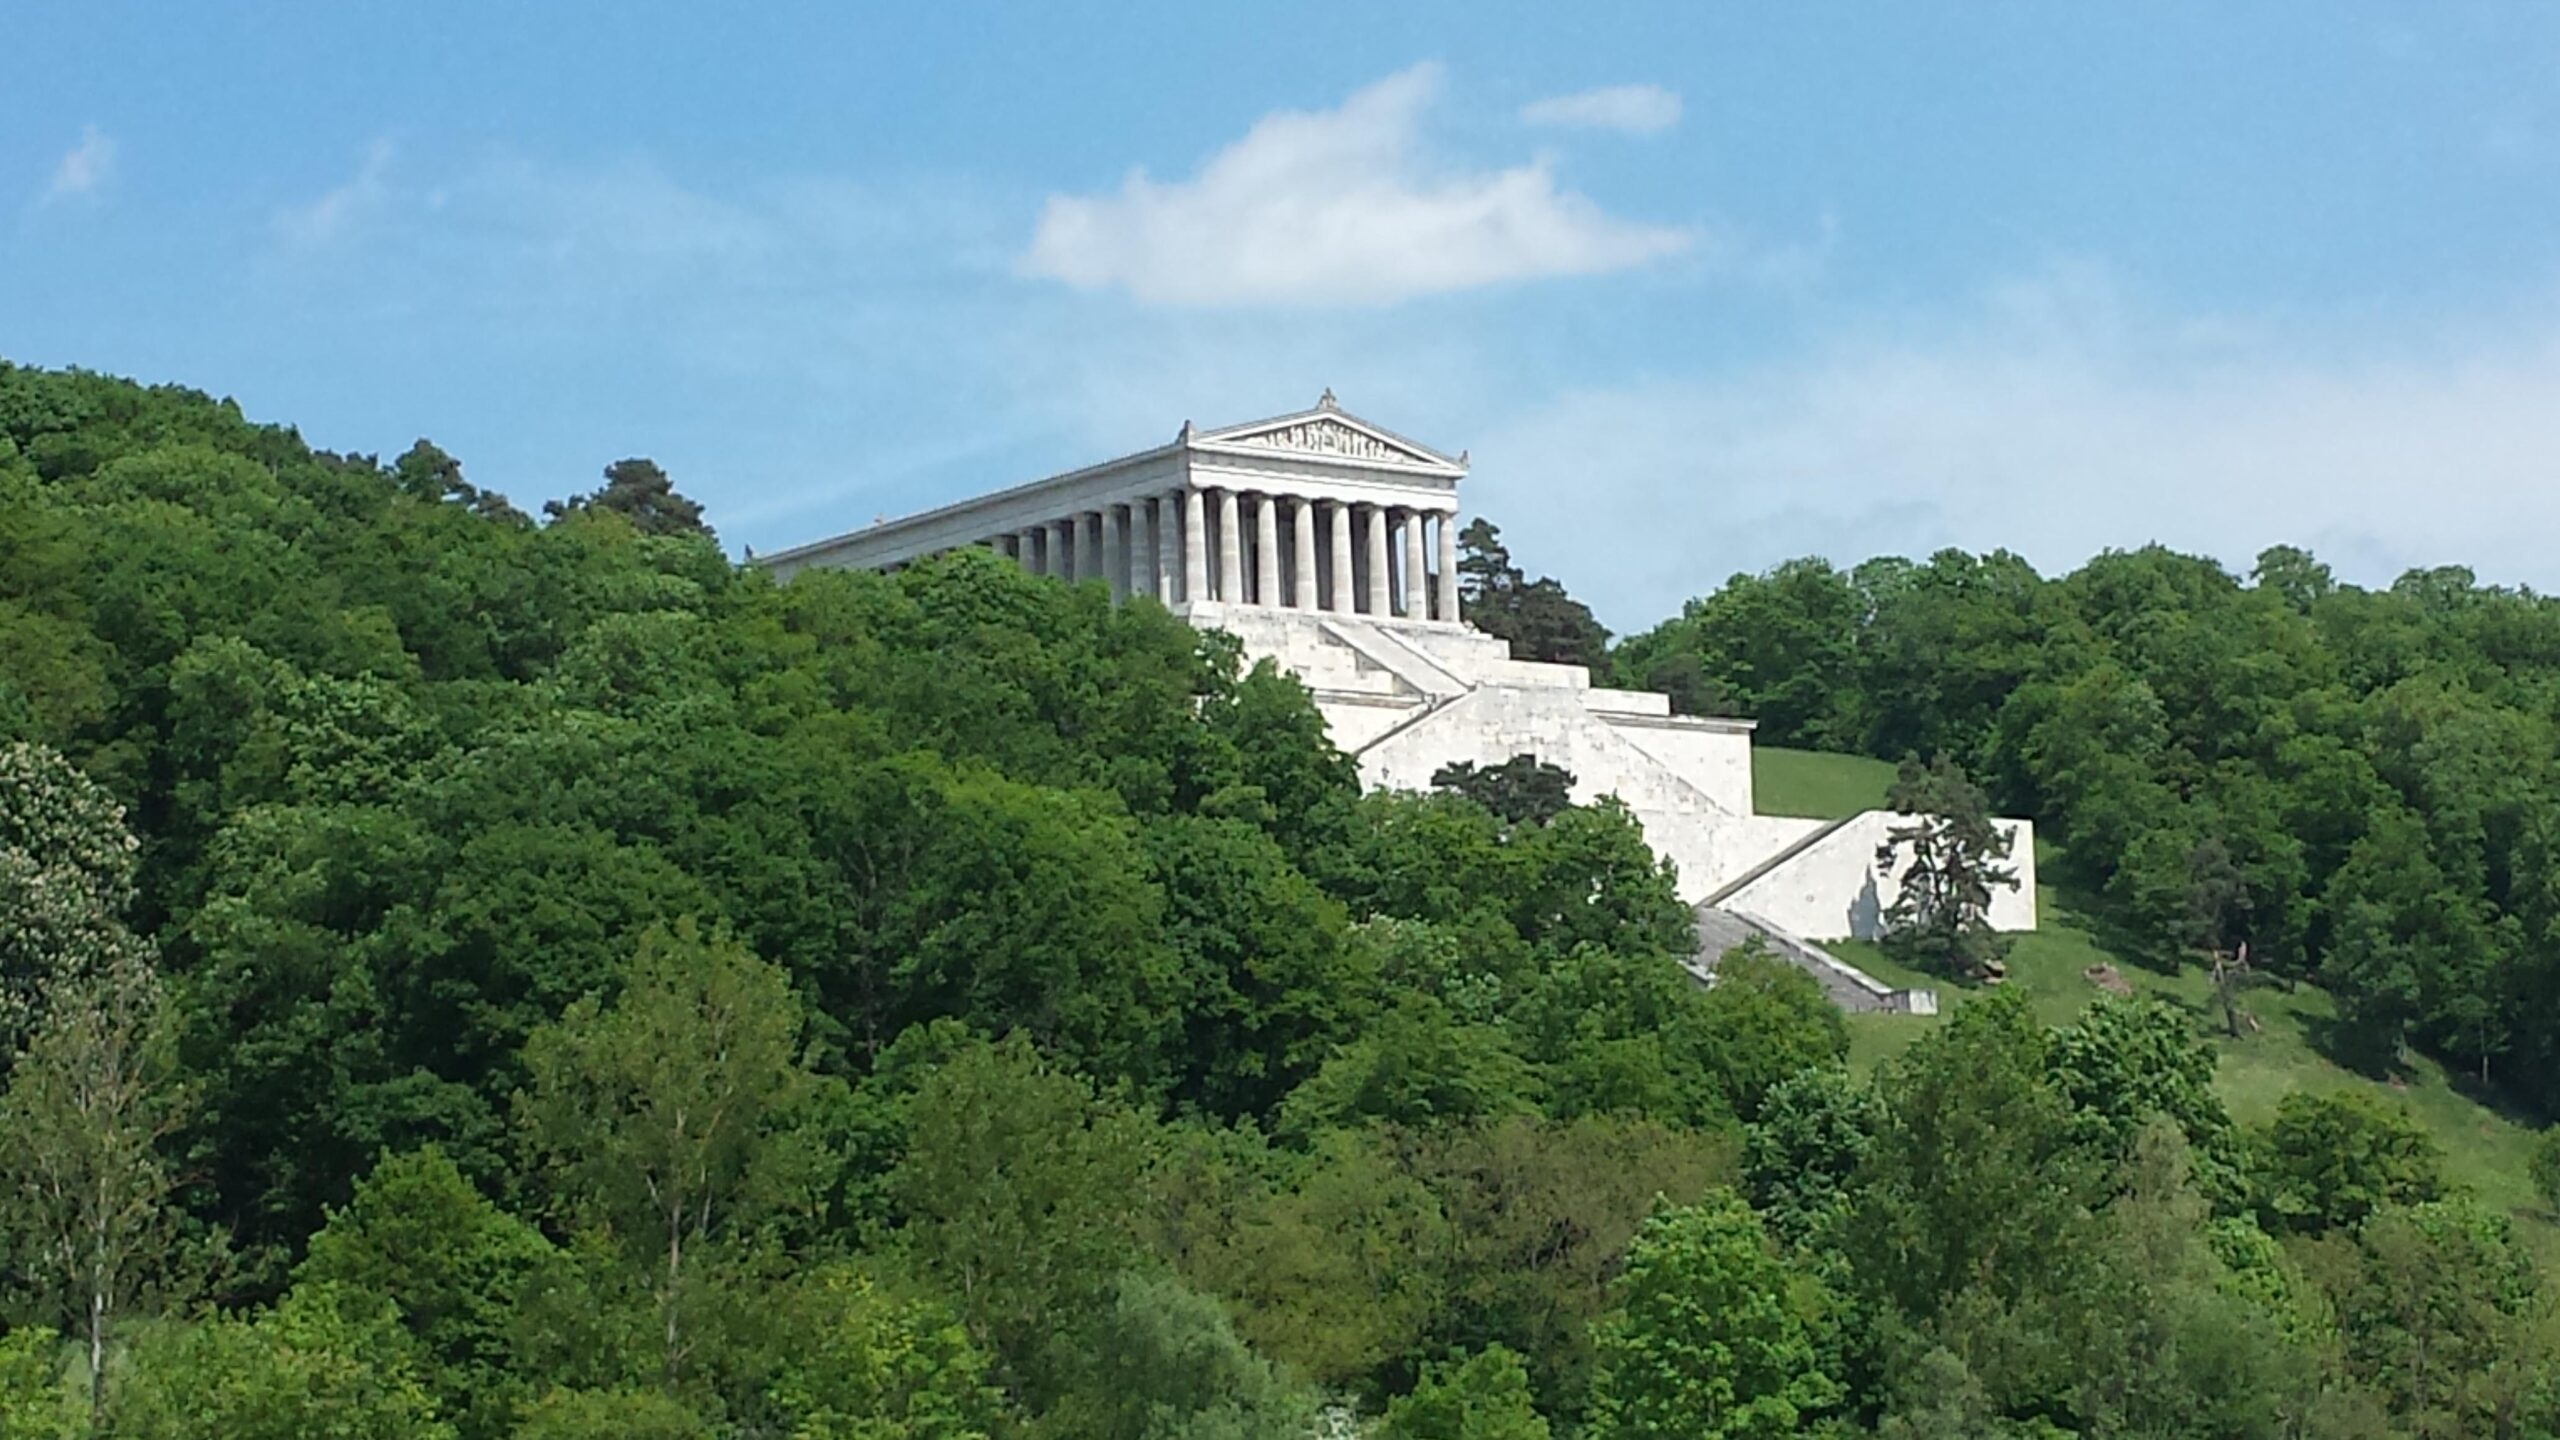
(1312, 692), (1426, 753)
(1606, 716), (1757, 818)
(1720, 812), (2039, 940)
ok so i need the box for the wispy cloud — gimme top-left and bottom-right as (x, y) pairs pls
(274, 139), (396, 248)
(41, 126), (116, 204)
(1520, 83), (1683, 136)
(1019, 63), (1691, 307)
(1470, 265), (2560, 627)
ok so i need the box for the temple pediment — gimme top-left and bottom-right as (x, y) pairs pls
(1193, 391), (1466, 475)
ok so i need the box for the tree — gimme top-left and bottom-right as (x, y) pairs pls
(517, 922), (832, 1381)
(2251, 1089), (2444, 1235)
(1055, 1271), (1318, 1440)
(1505, 943), (1729, 1127)
(1742, 1068), (1877, 1250)
(0, 1327), (78, 1440)
(1585, 1193), (1842, 1440)
(1141, 813), (1362, 1120)
(764, 1264), (1006, 1440)
(1851, 990), (2094, 1324)
(1380, 1345), (1551, 1440)
(1195, 1124), (1451, 1395)
(2252, 544), (2337, 613)
(1455, 520), (1609, 670)
(0, 957), (187, 1420)
(1612, 558), (1858, 744)
(1274, 993), (1538, 1141)
(2532, 1127), (2560, 1219)
(2208, 939), (2274, 1042)
(296, 1147), (556, 1440)
(2311, 1198), (2556, 1437)
(391, 439), (526, 524)
(1415, 1114), (1731, 1417)
(2046, 997), (2241, 1202)
(109, 1284), (454, 1440)
(1874, 752), (2018, 980)
(1689, 945), (1849, 1122)
(1431, 754), (1577, 829)
(1503, 798), (1695, 962)
(543, 457), (715, 540)
(887, 1036), (1155, 1411)
(0, 740), (146, 1054)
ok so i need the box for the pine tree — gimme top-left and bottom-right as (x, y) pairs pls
(1874, 753), (2018, 981)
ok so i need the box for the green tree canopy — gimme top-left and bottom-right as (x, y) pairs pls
(1586, 1192), (1842, 1440)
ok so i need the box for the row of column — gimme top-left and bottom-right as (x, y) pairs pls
(995, 488), (1460, 622)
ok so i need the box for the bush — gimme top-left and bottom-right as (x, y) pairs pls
(2531, 1127), (2560, 1218)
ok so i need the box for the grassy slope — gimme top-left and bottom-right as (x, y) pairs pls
(1749, 746), (2554, 1248)
(1751, 745), (1902, 820)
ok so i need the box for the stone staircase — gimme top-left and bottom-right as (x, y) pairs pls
(1319, 618), (1473, 697)
(1690, 906), (1936, 1015)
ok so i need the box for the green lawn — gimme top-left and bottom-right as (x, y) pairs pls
(1749, 746), (2555, 1254)
(1752, 746), (1899, 819)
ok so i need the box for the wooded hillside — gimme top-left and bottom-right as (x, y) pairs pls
(1, 361), (2554, 1437)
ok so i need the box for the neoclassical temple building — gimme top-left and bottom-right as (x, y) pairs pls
(761, 394), (2034, 1003)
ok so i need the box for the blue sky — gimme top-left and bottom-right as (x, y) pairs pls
(9, 3), (2560, 627)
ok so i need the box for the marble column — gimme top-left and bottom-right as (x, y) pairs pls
(1103, 506), (1128, 600)
(1181, 488), (1207, 603)
(1216, 489), (1243, 603)
(1363, 504), (1391, 615)
(1291, 498), (1317, 609)
(1436, 514), (1459, 622)
(1341, 502), (1361, 607)
(1075, 511), (1101, 584)
(1134, 498), (1159, 602)
(1401, 509), (1426, 618)
(1049, 519), (1074, 580)
(1252, 495), (1280, 607)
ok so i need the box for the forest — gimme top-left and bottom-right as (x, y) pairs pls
(1, 359), (2556, 1438)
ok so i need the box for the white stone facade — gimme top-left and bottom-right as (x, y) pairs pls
(760, 391), (1464, 624)
(760, 397), (2037, 941)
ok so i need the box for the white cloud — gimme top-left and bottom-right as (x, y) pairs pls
(1520, 83), (1683, 136)
(1469, 266), (2560, 629)
(42, 126), (115, 203)
(1019, 63), (1691, 307)
(274, 139), (396, 248)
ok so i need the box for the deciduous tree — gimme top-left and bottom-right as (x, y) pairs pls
(0, 957), (187, 1420)
(1431, 755), (1577, 830)
(518, 922), (833, 1380)
(2251, 1089), (2444, 1236)
(1381, 1344), (1550, 1440)
(1586, 1192), (1842, 1440)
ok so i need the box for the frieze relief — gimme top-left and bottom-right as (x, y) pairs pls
(1232, 418), (1416, 464)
